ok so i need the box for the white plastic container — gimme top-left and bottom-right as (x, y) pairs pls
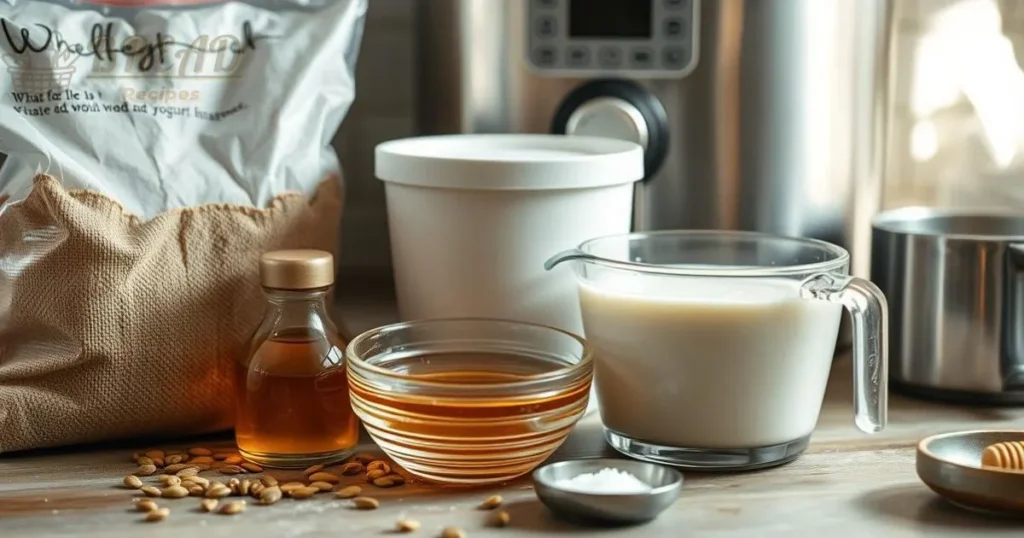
(375, 134), (643, 335)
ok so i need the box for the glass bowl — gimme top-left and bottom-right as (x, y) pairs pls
(346, 318), (593, 486)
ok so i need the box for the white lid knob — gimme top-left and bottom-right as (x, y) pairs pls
(565, 97), (650, 150)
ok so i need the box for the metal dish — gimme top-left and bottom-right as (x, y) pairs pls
(533, 458), (683, 525)
(917, 430), (1024, 516)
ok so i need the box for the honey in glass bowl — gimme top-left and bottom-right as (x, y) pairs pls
(346, 319), (593, 486)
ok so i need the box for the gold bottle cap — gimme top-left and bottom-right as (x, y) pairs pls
(260, 249), (335, 290)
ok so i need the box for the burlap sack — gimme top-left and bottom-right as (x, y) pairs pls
(0, 174), (342, 453)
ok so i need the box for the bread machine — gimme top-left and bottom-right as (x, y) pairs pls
(416, 0), (893, 279)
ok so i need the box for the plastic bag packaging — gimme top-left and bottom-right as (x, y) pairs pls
(0, 0), (367, 452)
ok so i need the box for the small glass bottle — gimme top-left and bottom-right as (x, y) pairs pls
(235, 249), (359, 468)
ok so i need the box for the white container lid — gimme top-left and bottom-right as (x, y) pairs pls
(375, 134), (644, 190)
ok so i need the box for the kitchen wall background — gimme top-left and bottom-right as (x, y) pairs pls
(4, 0), (1021, 282)
(346, 0), (1024, 281)
(885, 0), (1024, 212)
(333, 0), (414, 283)
(343, 0), (956, 281)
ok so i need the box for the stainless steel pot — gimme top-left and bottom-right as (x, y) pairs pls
(871, 207), (1024, 404)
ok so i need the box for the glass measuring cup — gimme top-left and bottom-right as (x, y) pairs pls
(545, 231), (888, 471)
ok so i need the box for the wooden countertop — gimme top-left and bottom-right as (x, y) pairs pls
(4, 357), (1024, 537)
(3, 296), (1024, 536)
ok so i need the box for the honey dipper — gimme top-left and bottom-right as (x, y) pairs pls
(980, 441), (1024, 470)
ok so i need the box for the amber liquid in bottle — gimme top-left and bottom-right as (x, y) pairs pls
(236, 328), (359, 467)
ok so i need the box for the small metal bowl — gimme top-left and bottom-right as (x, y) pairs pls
(533, 458), (683, 525)
(917, 430), (1024, 516)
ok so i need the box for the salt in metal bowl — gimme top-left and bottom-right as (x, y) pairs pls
(533, 458), (683, 524)
(917, 429), (1024, 516)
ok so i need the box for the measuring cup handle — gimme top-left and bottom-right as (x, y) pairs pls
(802, 273), (889, 434)
(544, 248), (591, 271)
(1003, 244), (1024, 389)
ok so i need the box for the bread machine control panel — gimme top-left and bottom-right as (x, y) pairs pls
(527, 0), (699, 77)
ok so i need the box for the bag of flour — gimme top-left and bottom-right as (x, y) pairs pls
(0, 0), (366, 452)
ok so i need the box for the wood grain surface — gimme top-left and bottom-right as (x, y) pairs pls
(1, 297), (1023, 536)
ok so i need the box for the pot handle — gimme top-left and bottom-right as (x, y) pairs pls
(1003, 244), (1024, 389)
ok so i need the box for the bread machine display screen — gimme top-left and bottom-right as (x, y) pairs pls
(568, 0), (653, 38)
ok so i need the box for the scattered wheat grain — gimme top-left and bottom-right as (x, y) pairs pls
(335, 485), (362, 499)
(145, 507), (170, 522)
